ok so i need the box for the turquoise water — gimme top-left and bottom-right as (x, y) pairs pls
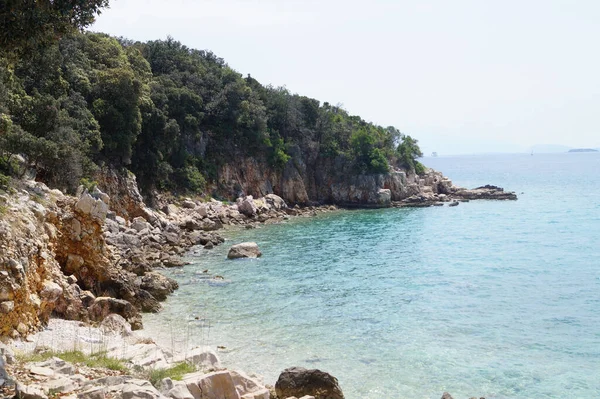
(144, 153), (600, 398)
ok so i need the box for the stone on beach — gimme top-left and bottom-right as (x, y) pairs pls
(275, 367), (344, 399)
(227, 242), (262, 259)
(237, 196), (258, 217)
(184, 370), (240, 399)
(185, 346), (221, 370)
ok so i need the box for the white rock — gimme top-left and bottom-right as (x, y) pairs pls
(230, 370), (270, 399)
(75, 193), (95, 214)
(184, 370), (241, 399)
(43, 376), (79, 393)
(160, 378), (194, 399)
(99, 313), (132, 337)
(29, 366), (55, 377)
(264, 194), (287, 210)
(0, 301), (14, 313)
(40, 280), (63, 303)
(377, 188), (391, 206)
(236, 196), (258, 217)
(37, 357), (75, 375)
(186, 347), (220, 369)
(122, 380), (165, 399)
(131, 216), (150, 232)
(227, 242), (262, 259)
(16, 381), (48, 399)
(182, 200), (196, 209)
(195, 205), (208, 218)
(78, 386), (105, 399)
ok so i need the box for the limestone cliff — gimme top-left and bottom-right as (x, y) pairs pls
(215, 153), (454, 207)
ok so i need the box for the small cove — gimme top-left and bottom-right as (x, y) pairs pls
(144, 153), (600, 398)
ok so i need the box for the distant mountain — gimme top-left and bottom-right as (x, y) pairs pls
(568, 148), (599, 153)
(530, 144), (572, 153)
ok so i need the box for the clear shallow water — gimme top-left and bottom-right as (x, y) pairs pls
(145, 153), (600, 399)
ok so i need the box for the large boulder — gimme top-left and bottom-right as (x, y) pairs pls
(237, 196), (258, 217)
(75, 192), (109, 221)
(88, 297), (141, 329)
(186, 347), (221, 370)
(139, 272), (178, 301)
(264, 194), (288, 210)
(227, 242), (262, 259)
(275, 367), (344, 399)
(185, 370), (240, 399)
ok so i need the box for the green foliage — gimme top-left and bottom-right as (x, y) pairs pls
(175, 165), (206, 193)
(80, 177), (97, 192)
(396, 135), (424, 173)
(265, 130), (290, 169)
(350, 128), (390, 174)
(0, 30), (426, 198)
(0, 172), (9, 190)
(147, 362), (196, 387)
(414, 161), (426, 175)
(0, 0), (109, 56)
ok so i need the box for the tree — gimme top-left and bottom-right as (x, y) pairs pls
(0, 0), (110, 55)
(350, 127), (390, 174)
(397, 135), (425, 174)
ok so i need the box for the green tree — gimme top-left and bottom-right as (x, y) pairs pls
(0, 0), (109, 55)
(397, 135), (425, 174)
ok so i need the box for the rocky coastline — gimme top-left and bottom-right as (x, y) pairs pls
(0, 167), (512, 398)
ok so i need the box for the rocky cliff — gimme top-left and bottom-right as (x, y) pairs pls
(216, 154), (427, 207)
(215, 154), (514, 208)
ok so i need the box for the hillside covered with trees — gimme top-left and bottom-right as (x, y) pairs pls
(0, 5), (424, 203)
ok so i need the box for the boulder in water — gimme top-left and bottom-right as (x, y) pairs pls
(227, 242), (262, 259)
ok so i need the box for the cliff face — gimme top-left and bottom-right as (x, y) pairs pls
(0, 182), (86, 337)
(215, 151), (452, 207)
(0, 180), (159, 337)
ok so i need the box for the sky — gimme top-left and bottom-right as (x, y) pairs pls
(92, 0), (600, 155)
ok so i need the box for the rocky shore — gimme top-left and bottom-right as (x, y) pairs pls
(0, 168), (510, 398)
(0, 319), (483, 399)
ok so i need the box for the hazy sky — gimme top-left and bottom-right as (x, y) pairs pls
(92, 0), (600, 155)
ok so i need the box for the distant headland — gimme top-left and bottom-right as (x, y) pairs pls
(568, 148), (599, 153)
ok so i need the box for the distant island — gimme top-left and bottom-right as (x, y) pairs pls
(568, 148), (599, 153)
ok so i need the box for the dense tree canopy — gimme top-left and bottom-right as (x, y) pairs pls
(0, 0), (109, 56)
(0, 32), (424, 195)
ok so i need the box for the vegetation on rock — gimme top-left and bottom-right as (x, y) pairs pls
(0, 9), (424, 200)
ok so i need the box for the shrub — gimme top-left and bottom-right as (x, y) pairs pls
(0, 172), (9, 190)
(176, 165), (206, 193)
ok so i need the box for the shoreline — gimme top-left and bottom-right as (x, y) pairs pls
(0, 170), (514, 398)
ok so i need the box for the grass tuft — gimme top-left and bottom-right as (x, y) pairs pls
(18, 349), (127, 371)
(147, 362), (196, 387)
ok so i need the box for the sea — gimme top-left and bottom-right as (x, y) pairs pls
(143, 153), (600, 399)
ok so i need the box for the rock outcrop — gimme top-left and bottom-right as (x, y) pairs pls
(216, 156), (515, 208)
(275, 367), (344, 399)
(227, 242), (262, 259)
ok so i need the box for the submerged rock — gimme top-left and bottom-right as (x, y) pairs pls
(227, 242), (262, 259)
(275, 367), (344, 399)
